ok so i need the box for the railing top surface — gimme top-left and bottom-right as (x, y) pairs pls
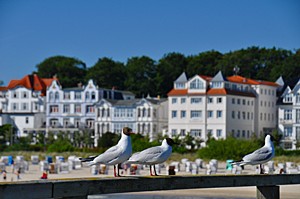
(1, 174), (300, 199)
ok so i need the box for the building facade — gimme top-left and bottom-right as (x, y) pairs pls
(277, 77), (300, 149)
(94, 97), (168, 146)
(0, 74), (56, 138)
(167, 71), (278, 142)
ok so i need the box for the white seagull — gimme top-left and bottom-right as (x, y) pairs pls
(127, 138), (177, 176)
(231, 134), (275, 174)
(80, 127), (134, 177)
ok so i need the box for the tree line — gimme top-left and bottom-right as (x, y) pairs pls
(34, 46), (300, 98)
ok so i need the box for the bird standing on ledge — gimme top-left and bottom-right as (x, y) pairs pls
(80, 127), (134, 177)
(127, 138), (177, 176)
(231, 134), (275, 174)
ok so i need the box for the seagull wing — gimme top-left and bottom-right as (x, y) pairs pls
(243, 146), (272, 163)
(129, 146), (165, 164)
(93, 145), (122, 164)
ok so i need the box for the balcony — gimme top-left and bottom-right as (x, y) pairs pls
(279, 119), (293, 125)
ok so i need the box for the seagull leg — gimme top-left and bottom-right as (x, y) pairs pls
(150, 165), (154, 176)
(153, 165), (158, 176)
(117, 163), (122, 177)
(260, 164), (264, 174)
(113, 165), (117, 177)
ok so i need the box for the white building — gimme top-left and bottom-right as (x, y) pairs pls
(277, 77), (300, 149)
(94, 96), (168, 146)
(0, 74), (56, 138)
(46, 79), (135, 146)
(167, 71), (278, 142)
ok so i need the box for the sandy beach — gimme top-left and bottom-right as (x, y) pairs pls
(1, 162), (300, 199)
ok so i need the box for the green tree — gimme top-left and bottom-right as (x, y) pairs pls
(97, 132), (120, 149)
(156, 52), (188, 97)
(125, 56), (157, 97)
(86, 57), (126, 90)
(186, 50), (223, 77)
(35, 55), (87, 87)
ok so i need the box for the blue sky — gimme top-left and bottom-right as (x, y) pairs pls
(0, 0), (299, 85)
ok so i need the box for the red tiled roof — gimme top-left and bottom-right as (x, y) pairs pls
(207, 88), (256, 97)
(168, 89), (188, 96)
(227, 75), (278, 87)
(7, 74), (57, 96)
(0, 86), (8, 91)
(198, 75), (212, 81)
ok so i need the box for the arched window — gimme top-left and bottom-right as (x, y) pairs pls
(55, 92), (59, 100)
(91, 91), (96, 100)
(85, 92), (90, 100)
(190, 79), (204, 89)
(49, 92), (53, 101)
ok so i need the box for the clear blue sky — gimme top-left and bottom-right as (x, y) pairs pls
(0, 0), (299, 85)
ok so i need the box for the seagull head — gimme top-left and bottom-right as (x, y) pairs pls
(165, 138), (178, 146)
(122, 127), (135, 136)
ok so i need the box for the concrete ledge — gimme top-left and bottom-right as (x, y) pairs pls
(1, 174), (300, 199)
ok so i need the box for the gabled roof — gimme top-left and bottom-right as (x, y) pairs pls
(211, 71), (227, 82)
(175, 72), (187, 83)
(6, 74), (57, 96)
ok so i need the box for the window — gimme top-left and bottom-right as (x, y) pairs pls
(181, 98), (186, 104)
(242, 99), (245, 105)
(75, 104), (81, 113)
(207, 110), (213, 118)
(180, 129), (186, 136)
(86, 105), (95, 113)
(22, 91), (28, 98)
(217, 129), (222, 137)
(64, 92), (71, 100)
(75, 92), (81, 100)
(212, 82), (222, 88)
(63, 105), (70, 113)
(22, 103), (28, 110)
(237, 99), (240, 104)
(191, 98), (202, 104)
(190, 129), (201, 137)
(190, 79), (204, 89)
(191, 110), (202, 118)
(63, 119), (70, 127)
(91, 91), (96, 100)
(50, 105), (59, 113)
(217, 97), (222, 103)
(208, 97), (213, 103)
(171, 129), (177, 137)
(284, 127), (292, 137)
(284, 109), (292, 120)
(284, 93), (292, 103)
(296, 93), (300, 104)
(296, 109), (300, 123)
(232, 111), (235, 119)
(175, 83), (185, 89)
(207, 129), (213, 137)
(181, 111), (186, 118)
(49, 92), (54, 100)
(25, 117), (29, 124)
(217, 110), (222, 118)
(55, 92), (59, 100)
(172, 98), (177, 104)
(12, 91), (18, 98)
(172, 111), (177, 118)
(85, 92), (90, 100)
(232, 98), (235, 104)
(242, 112), (245, 120)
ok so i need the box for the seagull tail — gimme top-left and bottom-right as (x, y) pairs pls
(79, 155), (97, 162)
(231, 160), (244, 166)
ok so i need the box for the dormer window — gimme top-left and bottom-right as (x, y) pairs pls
(284, 93), (292, 103)
(190, 79), (204, 89)
(212, 82), (222, 88)
(175, 82), (185, 89)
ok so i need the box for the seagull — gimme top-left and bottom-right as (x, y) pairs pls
(126, 138), (176, 176)
(80, 127), (134, 177)
(231, 134), (275, 174)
